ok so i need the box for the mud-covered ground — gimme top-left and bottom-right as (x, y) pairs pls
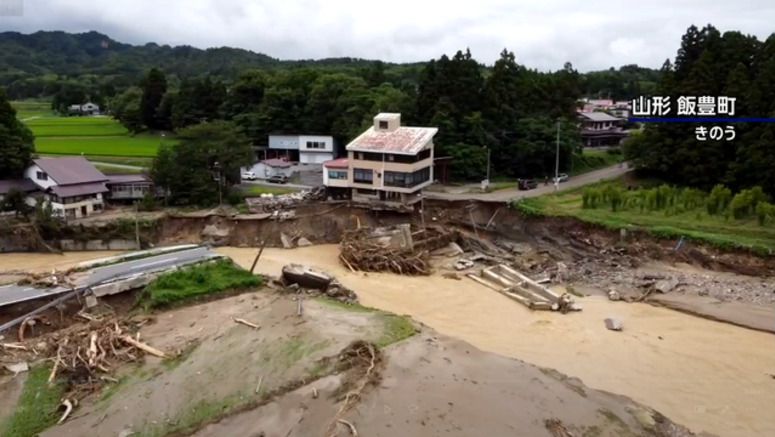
(2, 290), (696, 437)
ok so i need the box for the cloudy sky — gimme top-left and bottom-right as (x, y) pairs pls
(2, 0), (774, 71)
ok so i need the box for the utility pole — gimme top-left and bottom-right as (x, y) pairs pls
(554, 120), (560, 192)
(134, 202), (140, 249)
(486, 146), (491, 183)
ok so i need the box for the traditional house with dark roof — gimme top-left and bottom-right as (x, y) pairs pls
(24, 157), (109, 219)
(578, 112), (628, 147)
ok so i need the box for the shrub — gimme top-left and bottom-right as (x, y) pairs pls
(730, 186), (770, 219)
(706, 184), (732, 215)
(139, 259), (262, 309)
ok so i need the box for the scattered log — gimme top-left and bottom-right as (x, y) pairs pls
(255, 375), (264, 394)
(48, 346), (62, 384)
(119, 335), (166, 358)
(58, 399), (73, 424)
(233, 318), (260, 330)
(1, 343), (28, 350)
(337, 419), (358, 436)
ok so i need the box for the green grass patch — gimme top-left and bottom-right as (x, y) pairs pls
(138, 393), (246, 437)
(513, 181), (775, 255)
(27, 116), (129, 137)
(34, 134), (171, 157)
(239, 185), (298, 197)
(316, 297), (417, 347)
(12, 100), (55, 120)
(571, 149), (623, 175)
(1, 365), (66, 437)
(138, 260), (263, 309)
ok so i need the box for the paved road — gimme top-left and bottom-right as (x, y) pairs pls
(426, 163), (632, 203)
(0, 246), (217, 307)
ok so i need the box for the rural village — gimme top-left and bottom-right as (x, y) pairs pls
(1, 14), (775, 437)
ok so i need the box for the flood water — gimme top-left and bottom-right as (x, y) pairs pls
(0, 251), (122, 273)
(219, 245), (775, 437)
(2, 248), (773, 436)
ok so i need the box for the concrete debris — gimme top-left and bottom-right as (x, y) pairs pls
(245, 186), (326, 214)
(471, 264), (581, 313)
(604, 318), (623, 331)
(84, 294), (99, 308)
(282, 264), (332, 290)
(432, 242), (464, 257)
(4, 361), (29, 375)
(608, 289), (621, 301)
(454, 259), (475, 271)
(297, 237), (313, 247)
(280, 233), (293, 249)
(654, 278), (680, 293)
(281, 264), (357, 303)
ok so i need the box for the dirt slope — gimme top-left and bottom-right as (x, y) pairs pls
(193, 332), (698, 437)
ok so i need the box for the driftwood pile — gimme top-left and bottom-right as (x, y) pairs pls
(49, 319), (166, 395)
(339, 226), (457, 276)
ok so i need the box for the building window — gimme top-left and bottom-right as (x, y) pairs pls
(353, 168), (373, 184)
(379, 121), (388, 129)
(328, 170), (347, 180)
(306, 141), (326, 149)
(36, 171), (47, 180)
(384, 167), (431, 188)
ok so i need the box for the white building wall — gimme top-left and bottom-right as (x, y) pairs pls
(298, 135), (334, 153)
(300, 151), (334, 164)
(25, 164), (58, 190)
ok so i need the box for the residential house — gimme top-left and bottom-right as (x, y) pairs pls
(323, 113), (437, 205)
(67, 102), (101, 116)
(322, 158), (350, 199)
(578, 112), (628, 147)
(0, 179), (39, 209)
(262, 135), (335, 164)
(242, 158), (295, 180)
(105, 174), (156, 201)
(25, 157), (108, 219)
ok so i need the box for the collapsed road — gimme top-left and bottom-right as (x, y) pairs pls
(0, 246), (218, 308)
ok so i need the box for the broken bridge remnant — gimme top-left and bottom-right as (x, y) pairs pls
(467, 264), (582, 313)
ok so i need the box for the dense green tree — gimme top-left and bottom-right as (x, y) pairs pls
(140, 68), (167, 130)
(626, 24), (775, 195)
(150, 121), (253, 205)
(0, 88), (34, 178)
(171, 76), (226, 129)
(109, 86), (144, 133)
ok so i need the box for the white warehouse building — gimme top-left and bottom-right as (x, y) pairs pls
(267, 135), (335, 164)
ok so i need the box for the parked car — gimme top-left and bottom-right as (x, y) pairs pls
(517, 178), (538, 190)
(241, 171), (257, 181)
(267, 174), (289, 184)
(554, 173), (569, 183)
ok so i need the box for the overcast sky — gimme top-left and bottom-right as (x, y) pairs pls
(2, 0), (774, 71)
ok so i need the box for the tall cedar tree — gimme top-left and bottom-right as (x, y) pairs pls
(140, 68), (167, 130)
(0, 88), (34, 178)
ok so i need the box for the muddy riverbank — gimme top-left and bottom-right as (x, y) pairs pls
(221, 245), (775, 437)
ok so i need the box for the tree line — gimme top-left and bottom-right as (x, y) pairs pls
(625, 24), (775, 196)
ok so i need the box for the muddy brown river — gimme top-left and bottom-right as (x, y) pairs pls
(2, 249), (774, 436)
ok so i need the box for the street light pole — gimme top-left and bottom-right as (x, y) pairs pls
(554, 120), (560, 192)
(486, 146), (491, 182)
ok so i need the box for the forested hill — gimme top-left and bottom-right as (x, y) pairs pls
(0, 31), (406, 95)
(2, 30), (657, 100)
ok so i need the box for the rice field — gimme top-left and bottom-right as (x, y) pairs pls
(12, 101), (172, 158)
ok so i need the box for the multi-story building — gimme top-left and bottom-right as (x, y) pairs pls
(323, 113), (437, 205)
